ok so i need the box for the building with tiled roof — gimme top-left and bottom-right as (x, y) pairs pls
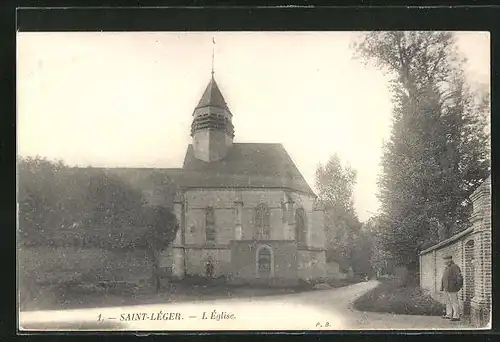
(109, 75), (327, 285)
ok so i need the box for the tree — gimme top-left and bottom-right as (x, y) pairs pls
(18, 157), (179, 298)
(315, 154), (364, 273)
(350, 228), (374, 278)
(363, 215), (395, 277)
(84, 171), (146, 227)
(17, 156), (147, 246)
(140, 205), (179, 292)
(18, 156), (73, 243)
(315, 154), (357, 213)
(353, 31), (490, 272)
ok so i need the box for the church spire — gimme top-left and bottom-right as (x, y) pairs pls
(194, 77), (231, 113)
(190, 42), (234, 162)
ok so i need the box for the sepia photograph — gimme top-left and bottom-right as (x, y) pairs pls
(17, 30), (491, 331)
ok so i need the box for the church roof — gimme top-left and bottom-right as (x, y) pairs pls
(102, 167), (185, 208)
(181, 143), (315, 195)
(90, 143), (315, 208)
(195, 76), (231, 113)
(104, 168), (185, 189)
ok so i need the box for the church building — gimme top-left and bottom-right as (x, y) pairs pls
(153, 73), (328, 286)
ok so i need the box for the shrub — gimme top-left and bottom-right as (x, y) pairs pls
(353, 279), (445, 316)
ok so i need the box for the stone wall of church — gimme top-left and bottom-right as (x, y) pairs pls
(182, 188), (325, 249)
(160, 247), (232, 278)
(311, 206), (326, 249)
(298, 250), (328, 281)
(184, 208), (235, 245)
(184, 248), (232, 278)
(230, 240), (299, 286)
(165, 188), (327, 283)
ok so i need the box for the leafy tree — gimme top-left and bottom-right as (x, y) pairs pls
(315, 154), (365, 273)
(140, 205), (179, 292)
(350, 229), (374, 277)
(17, 156), (146, 246)
(353, 31), (490, 272)
(315, 154), (357, 213)
(18, 157), (180, 296)
(363, 215), (395, 277)
(18, 156), (72, 243)
(84, 171), (146, 227)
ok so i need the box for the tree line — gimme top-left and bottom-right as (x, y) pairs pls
(315, 32), (489, 279)
(354, 32), (489, 276)
(315, 154), (372, 277)
(18, 156), (179, 290)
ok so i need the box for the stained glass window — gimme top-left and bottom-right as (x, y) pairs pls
(255, 203), (270, 240)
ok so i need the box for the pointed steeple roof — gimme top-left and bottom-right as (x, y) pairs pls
(195, 76), (231, 113)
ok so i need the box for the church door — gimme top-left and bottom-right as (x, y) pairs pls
(257, 246), (273, 278)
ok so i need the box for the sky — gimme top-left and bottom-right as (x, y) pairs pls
(17, 31), (490, 222)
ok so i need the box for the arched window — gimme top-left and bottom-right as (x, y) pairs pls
(205, 207), (216, 242)
(255, 203), (270, 240)
(295, 207), (307, 246)
(256, 245), (274, 278)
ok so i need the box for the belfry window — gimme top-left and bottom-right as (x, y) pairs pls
(205, 207), (216, 242)
(255, 203), (270, 240)
(295, 207), (307, 246)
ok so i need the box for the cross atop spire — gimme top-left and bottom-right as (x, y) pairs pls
(211, 37), (215, 77)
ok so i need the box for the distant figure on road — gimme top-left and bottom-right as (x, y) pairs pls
(441, 255), (464, 321)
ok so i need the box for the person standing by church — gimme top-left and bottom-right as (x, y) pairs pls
(441, 255), (464, 321)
